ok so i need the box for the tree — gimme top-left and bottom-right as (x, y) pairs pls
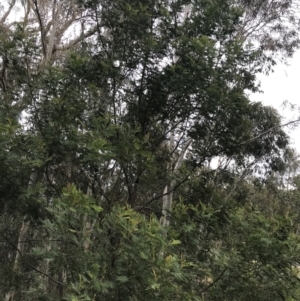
(1, 0), (300, 300)
(237, 0), (300, 62)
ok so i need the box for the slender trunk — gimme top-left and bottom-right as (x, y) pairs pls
(5, 218), (30, 301)
(160, 138), (192, 226)
(160, 4), (192, 227)
(5, 173), (37, 301)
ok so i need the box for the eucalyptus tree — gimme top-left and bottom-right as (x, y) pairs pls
(237, 0), (300, 60)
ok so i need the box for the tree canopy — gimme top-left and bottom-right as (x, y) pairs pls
(1, 0), (300, 300)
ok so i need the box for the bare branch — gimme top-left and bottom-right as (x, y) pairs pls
(46, 0), (62, 61)
(54, 14), (80, 43)
(24, 0), (32, 25)
(240, 118), (300, 146)
(32, 0), (46, 57)
(0, 0), (16, 24)
(27, 263), (64, 286)
(55, 25), (98, 51)
(200, 268), (228, 294)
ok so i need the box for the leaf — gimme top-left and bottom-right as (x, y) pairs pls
(91, 204), (103, 213)
(170, 239), (181, 245)
(116, 275), (129, 283)
(150, 282), (160, 290)
(140, 251), (148, 260)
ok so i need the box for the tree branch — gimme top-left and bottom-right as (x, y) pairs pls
(55, 25), (97, 51)
(0, 0), (16, 24)
(32, 0), (47, 57)
(1, 235), (64, 286)
(200, 268), (227, 294)
(240, 118), (300, 146)
(46, 0), (62, 61)
(27, 263), (64, 286)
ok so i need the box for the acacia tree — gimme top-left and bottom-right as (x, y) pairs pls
(1, 0), (300, 300)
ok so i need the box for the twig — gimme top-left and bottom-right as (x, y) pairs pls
(200, 268), (227, 294)
(27, 263), (64, 286)
(240, 119), (300, 146)
(1, 235), (64, 286)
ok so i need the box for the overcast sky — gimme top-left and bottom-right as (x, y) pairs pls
(250, 52), (300, 152)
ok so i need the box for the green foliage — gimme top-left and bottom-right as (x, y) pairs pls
(171, 178), (300, 301)
(0, 0), (300, 300)
(35, 185), (193, 301)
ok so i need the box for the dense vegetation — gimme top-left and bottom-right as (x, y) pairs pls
(1, 0), (300, 300)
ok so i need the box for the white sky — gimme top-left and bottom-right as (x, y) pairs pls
(250, 52), (300, 152)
